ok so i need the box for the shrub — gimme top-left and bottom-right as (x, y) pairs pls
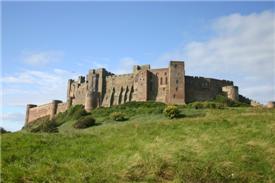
(214, 95), (229, 103)
(213, 95), (249, 107)
(73, 116), (96, 129)
(190, 102), (204, 109)
(110, 112), (126, 121)
(188, 101), (225, 109)
(29, 119), (58, 133)
(68, 105), (89, 119)
(55, 105), (89, 125)
(163, 105), (180, 119)
(0, 127), (10, 134)
(203, 102), (225, 109)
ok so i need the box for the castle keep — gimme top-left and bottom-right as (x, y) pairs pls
(25, 61), (240, 124)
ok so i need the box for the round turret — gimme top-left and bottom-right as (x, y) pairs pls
(85, 91), (94, 112)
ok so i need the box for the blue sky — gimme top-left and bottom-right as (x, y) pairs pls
(1, 2), (275, 131)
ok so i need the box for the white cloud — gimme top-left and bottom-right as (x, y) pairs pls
(113, 57), (137, 74)
(2, 112), (25, 122)
(2, 69), (80, 107)
(1, 68), (81, 131)
(79, 57), (137, 74)
(0, 112), (25, 132)
(157, 11), (275, 104)
(78, 57), (110, 69)
(22, 51), (63, 66)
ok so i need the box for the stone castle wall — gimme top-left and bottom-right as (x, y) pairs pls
(102, 74), (135, 107)
(149, 68), (169, 102)
(68, 79), (88, 106)
(56, 102), (68, 114)
(25, 61), (243, 124)
(222, 85), (239, 101)
(26, 100), (67, 124)
(27, 103), (52, 123)
(133, 70), (149, 101)
(185, 76), (233, 103)
(168, 61), (185, 104)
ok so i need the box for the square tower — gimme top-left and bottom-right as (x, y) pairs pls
(168, 61), (185, 104)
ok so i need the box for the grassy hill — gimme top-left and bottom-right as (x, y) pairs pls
(1, 101), (275, 183)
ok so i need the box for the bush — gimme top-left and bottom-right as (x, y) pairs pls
(214, 95), (229, 103)
(163, 105), (180, 119)
(73, 116), (96, 129)
(0, 127), (10, 134)
(29, 118), (58, 133)
(110, 112), (126, 121)
(190, 102), (204, 109)
(55, 105), (89, 125)
(214, 95), (249, 107)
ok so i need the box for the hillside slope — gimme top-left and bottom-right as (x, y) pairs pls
(1, 102), (275, 183)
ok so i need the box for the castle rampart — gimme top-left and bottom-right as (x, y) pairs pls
(25, 60), (244, 124)
(103, 73), (134, 106)
(26, 101), (67, 124)
(185, 76), (234, 103)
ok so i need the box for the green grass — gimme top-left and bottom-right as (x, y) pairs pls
(1, 102), (275, 183)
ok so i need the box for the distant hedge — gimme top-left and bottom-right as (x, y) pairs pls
(0, 127), (10, 134)
(91, 101), (166, 119)
(188, 101), (225, 109)
(214, 95), (250, 107)
(186, 95), (250, 109)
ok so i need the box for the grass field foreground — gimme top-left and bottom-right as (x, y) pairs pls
(1, 103), (275, 182)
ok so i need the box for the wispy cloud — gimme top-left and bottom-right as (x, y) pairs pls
(78, 57), (137, 75)
(1, 68), (80, 131)
(2, 112), (24, 122)
(2, 69), (80, 107)
(157, 10), (275, 104)
(22, 51), (64, 66)
(113, 57), (137, 74)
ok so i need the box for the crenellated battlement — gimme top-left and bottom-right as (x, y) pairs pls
(106, 73), (134, 79)
(185, 75), (234, 84)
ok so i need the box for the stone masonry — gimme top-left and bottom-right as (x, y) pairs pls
(25, 61), (242, 124)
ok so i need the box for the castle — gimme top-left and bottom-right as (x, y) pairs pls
(25, 61), (242, 124)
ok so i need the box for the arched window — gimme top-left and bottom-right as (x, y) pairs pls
(160, 77), (163, 85)
(165, 77), (168, 84)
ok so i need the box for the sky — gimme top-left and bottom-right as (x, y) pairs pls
(1, 1), (275, 131)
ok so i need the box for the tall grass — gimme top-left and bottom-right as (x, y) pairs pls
(2, 102), (274, 182)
